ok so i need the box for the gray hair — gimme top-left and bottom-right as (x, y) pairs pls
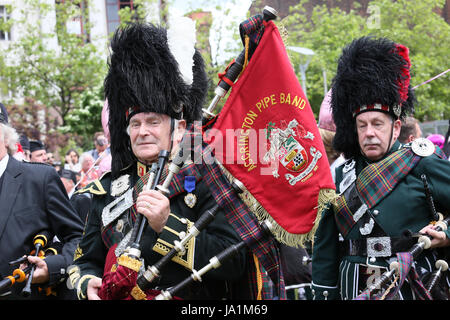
(0, 123), (19, 155)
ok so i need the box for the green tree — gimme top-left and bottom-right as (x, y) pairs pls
(282, 0), (449, 121)
(0, 0), (106, 124)
(0, 0), (107, 153)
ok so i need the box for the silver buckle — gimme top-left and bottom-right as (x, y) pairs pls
(366, 236), (392, 258)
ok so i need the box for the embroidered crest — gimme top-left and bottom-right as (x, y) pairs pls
(263, 119), (322, 185)
(111, 174), (130, 197)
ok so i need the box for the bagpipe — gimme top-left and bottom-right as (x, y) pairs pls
(355, 215), (450, 300)
(0, 231), (61, 297)
(203, 6), (278, 118)
(154, 219), (273, 300)
(98, 136), (196, 300)
(356, 175), (450, 300)
(97, 6), (282, 300)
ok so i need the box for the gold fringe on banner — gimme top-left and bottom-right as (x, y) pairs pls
(216, 160), (337, 248)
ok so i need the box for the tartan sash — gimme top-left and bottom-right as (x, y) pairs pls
(99, 126), (284, 299)
(191, 124), (286, 299)
(334, 147), (421, 237)
(356, 148), (421, 209)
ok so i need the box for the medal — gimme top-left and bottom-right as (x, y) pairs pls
(184, 176), (197, 208)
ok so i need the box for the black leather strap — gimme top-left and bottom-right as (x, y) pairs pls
(341, 237), (417, 257)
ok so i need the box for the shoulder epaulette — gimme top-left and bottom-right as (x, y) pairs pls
(75, 179), (107, 195)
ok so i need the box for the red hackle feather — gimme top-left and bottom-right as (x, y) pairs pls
(394, 44), (411, 104)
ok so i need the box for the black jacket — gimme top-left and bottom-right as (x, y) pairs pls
(0, 157), (84, 299)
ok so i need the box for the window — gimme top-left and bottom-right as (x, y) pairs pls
(0, 5), (11, 41)
(55, 0), (90, 42)
(106, 0), (136, 34)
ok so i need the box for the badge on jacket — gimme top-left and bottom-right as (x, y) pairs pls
(111, 174), (130, 197)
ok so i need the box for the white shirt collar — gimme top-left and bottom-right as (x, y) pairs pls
(0, 154), (9, 178)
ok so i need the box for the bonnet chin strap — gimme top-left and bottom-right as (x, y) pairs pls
(169, 117), (175, 154)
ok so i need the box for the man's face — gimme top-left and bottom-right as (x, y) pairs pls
(356, 111), (401, 161)
(30, 149), (47, 163)
(128, 112), (173, 164)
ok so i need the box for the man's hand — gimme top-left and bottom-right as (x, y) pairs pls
(26, 255), (49, 284)
(136, 190), (170, 233)
(87, 277), (102, 300)
(420, 225), (450, 248)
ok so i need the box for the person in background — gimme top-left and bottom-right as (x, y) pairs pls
(29, 140), (48, 163)
(58, 168), (91, 224)
(46, 152), (55, 166)
(77, 152), (99, 189)
(318, 89), (345, 182)
(59, 168), (78, 197)
(0, 104), (83, 299)
(88, 132), (110, 162)
(19, 134), (31, 161)
(64, 148), (81, 173)
(398, 116), (422, 144)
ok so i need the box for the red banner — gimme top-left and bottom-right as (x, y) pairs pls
(205, 21), (335, 244)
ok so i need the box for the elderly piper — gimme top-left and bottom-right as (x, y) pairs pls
(68, 21), (256, 300)
(311, 37), (450, 300)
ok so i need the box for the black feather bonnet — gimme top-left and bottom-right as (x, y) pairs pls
(104, 22), (208, 177)
(331, 36), (415, 160)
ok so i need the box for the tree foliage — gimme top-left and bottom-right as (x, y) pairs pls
(281, 0), (449, 121)
(0, 0), (106, 154)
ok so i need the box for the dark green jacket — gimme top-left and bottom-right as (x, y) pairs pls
(70, 161), (247, 300)
(312, 141), (450, 300)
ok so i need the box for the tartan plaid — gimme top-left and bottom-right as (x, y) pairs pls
(333, 196), (356, 238)
(191, 133), (286, 299)
(356, 148), (421, 209)
(333, 144), (442, 239)
(239, 14), (264, 45)
(101, 126), (285, 299)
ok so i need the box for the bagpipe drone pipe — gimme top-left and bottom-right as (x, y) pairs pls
(355, 215), (450, 300)
(97, 149), (171, 300)
(0, 231), (62, 297)
(154, 219), (274, 300)
(355, 176), (450, 300)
